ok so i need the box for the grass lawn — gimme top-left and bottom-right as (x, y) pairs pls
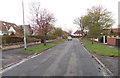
(80, 39), (119, 57)
(20, 40), (65, 54)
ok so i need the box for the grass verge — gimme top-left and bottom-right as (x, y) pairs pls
(20, 40), (65, 54)
(80, 39), (119, 57)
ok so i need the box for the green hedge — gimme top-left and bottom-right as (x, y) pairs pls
(45, 35), (56, 40)
(28, 35), (56, 40)
(2, 36), (24, 44)
(2, 35), (56, 45)
(2, 36), (40, 45)
(27, 37), (40, 43)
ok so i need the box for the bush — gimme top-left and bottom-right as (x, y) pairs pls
(45, 35), (56, 40)
(2, 35), (40, 45)
(28, 35), (41, 39)
(2, 35), (56, 45)
(2, 36), (24, 45)
(27, 37), (40, 43)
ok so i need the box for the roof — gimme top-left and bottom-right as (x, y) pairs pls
(0, 21), (19, 33)
(112, 28), (120, 34)
(74, 30), (82, 34)
(103, 28), (120, 34)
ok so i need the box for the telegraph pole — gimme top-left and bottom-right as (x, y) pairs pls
(22, 0), (27, 50)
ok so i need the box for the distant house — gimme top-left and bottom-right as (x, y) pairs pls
(73, 30), (82, 37)
(0, 21), (19, 35)
(98, 27), (120, 45)
(73, 30), (88, 38)
(112, 28), (120, 35)
(104, 28), (120, 46)
(0, 21), (33, 36)
(18, 25), (33, 35)
(103, 28), (120, 35)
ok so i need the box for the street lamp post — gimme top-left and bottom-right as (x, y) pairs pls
(22, 0), (27, 50)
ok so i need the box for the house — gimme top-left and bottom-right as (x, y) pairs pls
(73, 30), (88, 38)
(18, 25), (33, 35)
(0, 21), (33, 36)
(25, 25), (33, 35)
(0, 21), (19, 35)
(102, 28), (120, 46)
(103, 28), (120, 35)
(73, 30), (82, 37)
(106, 28), (120, 46)
(111, 28), (120, 34)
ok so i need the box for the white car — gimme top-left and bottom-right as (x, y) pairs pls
(67, 36), (72, 41)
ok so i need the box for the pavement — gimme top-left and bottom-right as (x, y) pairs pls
(1, 38), (110, 76)
(2, 40), (56, 69)
(93, 54), (119, 76)
(2, 44), (41, 69)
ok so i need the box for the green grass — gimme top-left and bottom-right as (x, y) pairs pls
(20, 40), (65, 54)
(80, 39), (119, 57)
(54, 40), (65, 44)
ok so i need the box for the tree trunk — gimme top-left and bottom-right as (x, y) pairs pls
(81, 33), (84, 40)
(44, 38), (46, 46)
(44, 34), (47, 46)
(91, 38), (94, 44)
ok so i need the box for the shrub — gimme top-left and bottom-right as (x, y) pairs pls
(27, 37), (40, 43)
(2, 35), (40, 45)
(2, 36), (23, 45)
(2, 35), (56, 46)
(46, 35), (56, 40)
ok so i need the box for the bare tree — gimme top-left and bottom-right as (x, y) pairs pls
(67, 29), (72, 36)
(29, 2), (55, 46)
(73, 17), (81, 26)
(73, 16), (87, 38)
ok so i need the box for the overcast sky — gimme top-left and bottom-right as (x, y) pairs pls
(0, 0), (119, 32)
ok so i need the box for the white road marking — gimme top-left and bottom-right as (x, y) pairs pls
(0, 53), (42, 74)
(102, 71), (108, 76)
(81, 43), (112, 76)
(0, 59), (26, 74)
(92, 55), (113, 75)
(83, 47), (91, 55)
(97, 64), (109, 76)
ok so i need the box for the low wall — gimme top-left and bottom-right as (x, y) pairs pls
(107, 37), (116, 46)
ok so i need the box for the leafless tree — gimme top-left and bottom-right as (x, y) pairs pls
(29, 2), (55, 46)
(73, 17), (82, 37)
(73, 16), (87, 38)
(67, 29), (72, 36)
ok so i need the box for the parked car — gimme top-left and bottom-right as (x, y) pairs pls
(67, 36), (72, 41)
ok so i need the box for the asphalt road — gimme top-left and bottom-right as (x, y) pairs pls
(2, 38), (109, 76)
(2, 44), (40, 69)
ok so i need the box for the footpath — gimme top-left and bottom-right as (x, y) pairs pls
(1, 40), (55, 70)
(2, 40), (55, 51)
(93, 53), (119, 76)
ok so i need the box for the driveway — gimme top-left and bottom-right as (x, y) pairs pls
(2, 39), (110, 76)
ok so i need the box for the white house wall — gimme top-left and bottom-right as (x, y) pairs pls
(8, 26), (16, 33)
(0, 31), (3, 35)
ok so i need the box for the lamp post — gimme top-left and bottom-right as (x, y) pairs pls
(22, 0), (27, 50)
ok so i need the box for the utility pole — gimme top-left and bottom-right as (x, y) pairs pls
(22, 0), (27, 50)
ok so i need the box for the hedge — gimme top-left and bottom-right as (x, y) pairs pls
(2, 35), (56, 45)
(2, 36), (40, 45)
(2, 36), (24, 45)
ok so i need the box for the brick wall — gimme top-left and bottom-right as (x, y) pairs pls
(107, 37), (116, 46)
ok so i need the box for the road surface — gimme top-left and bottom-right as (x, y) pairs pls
(2, 38), (109, 76)
(2, 44), (41, 69)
